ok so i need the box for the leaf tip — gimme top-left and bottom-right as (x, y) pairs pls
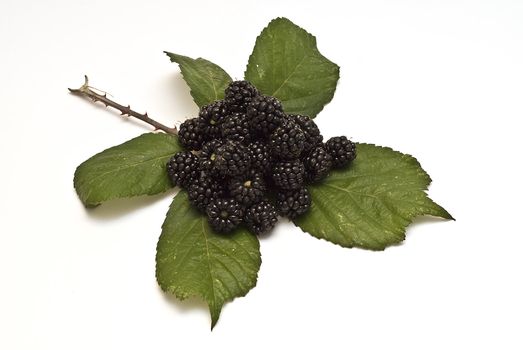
(442, 210), (455, 221)
(209, 304), (222, 330)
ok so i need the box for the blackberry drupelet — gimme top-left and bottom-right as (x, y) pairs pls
(272, 159), (305, 190)
(225, 80), (259, 113)
(200, 139), (224, 176)
(269, 120), (306, 159)
(178, 118), (205, 151)
(247, 95), (284, 137)
(289, 114), (323, 152)
(325, 136), (357, 168)
(198, 100), (229, 140)
(221, 112), (251, 143)
(206, 198), (243, 233)
(228, 171), (266, 207)
(248, 140), (271, 174)
(244, 201), (278, 235)
(214, 140), (251, 177)
(303, 144), (333, 183)
(188, 172), (225, 212)
(166, 151), (200, 188)
(276, 187), (311, 219)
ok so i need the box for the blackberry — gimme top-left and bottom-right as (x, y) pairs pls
(272, 159), (305, 190)
(178, 118), (205, 151)
(166, 151), (200, 188)
(221, 112), (251, 143)
(276, 187), (311, 219)
(206, 198), (243, 233)
(225, 80), (258, 113)
(325, 136), (357, 168)
(289, 114), (323, 152)
(248, 141), (271, 174)
(214, 140), (251, 177)
(303, 145), (332, 183)
(198, 100), (229, 140)
(228, 171), (266, 206)
(269, 120), (306, 159)
(200, 139), (224, 176)
(244, 201), (278, 235)
(247, 95), (284, 137)
(188, 172), (225, 212)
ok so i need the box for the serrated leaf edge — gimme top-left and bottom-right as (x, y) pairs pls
(244, 17), (340, 118)
(155, 192), (262, 329)
(164, 51), (232, 107)
(73, 133), (179, 206)
(295, 143), (453, 251)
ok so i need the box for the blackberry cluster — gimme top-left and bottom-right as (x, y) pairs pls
(166, 80), (357, 235)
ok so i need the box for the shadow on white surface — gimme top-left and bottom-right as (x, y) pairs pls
(409, 215), (455, 229)
(155, 72), (200, 121)
(159, 286), (209, 315)
(85, 191), (176, 220)
(383, 214), (456, 249)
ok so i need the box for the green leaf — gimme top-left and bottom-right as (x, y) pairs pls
(156, 191), (261, 329)
(244, 17), (340, 118)
(165, 52), (232, 107)
(295, 143), (453, 250)
(74, 133), (181, 206)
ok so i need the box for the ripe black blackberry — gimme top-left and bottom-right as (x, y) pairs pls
(325, 136), (357, 168)
(225, 80), (259, 113)
(303, 144), (333, 183)
(188, 172), (225, 212)
(276, 187), (311, 219)
(272, 159), (305, 190)
(206, 198), (243, 233)
(166, 151), (200, 188)
(269, 120), (306, 159)
(198, 100), (229, 140)
(200, 139), (224, 176)
(228, 171), (266, 207)
(166, 80), (358, 236)
(247, 95), (284, 137)
(214, 140), (251, 177)
(244, 201), (278, 235)
(248, 140), (271, 174)
(221, 112), (251, 143)
(289, 114), (323, 152)
(178, 118), (205, 151)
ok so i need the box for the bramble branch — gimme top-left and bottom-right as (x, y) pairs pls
(69, 76), (178, 135)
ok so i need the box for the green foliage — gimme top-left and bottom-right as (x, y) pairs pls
(295, 144), (453, 250)
(245, 18), (340, 117)
(165, 52), (232, 107)
(156, 192), (261, 329)
(73, 17), (452, 329)
(74, 133), (180, 206)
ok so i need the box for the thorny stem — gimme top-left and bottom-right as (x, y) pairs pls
(68, 76), (178, 135)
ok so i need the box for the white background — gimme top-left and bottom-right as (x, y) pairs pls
(1, 0), (522, 349)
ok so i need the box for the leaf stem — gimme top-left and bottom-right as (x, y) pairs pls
(69, 76), (178, 135)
